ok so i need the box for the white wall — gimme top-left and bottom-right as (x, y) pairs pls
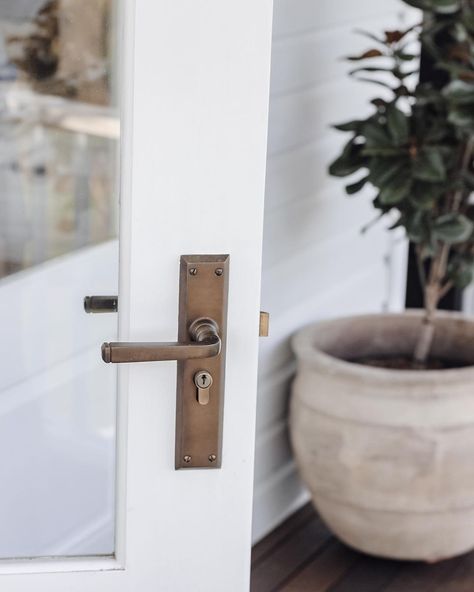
(253, 0), (416, 542)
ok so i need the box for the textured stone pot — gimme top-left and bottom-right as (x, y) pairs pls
(290, 311), (474, 561)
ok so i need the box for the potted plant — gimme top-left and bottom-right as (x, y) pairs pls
(290, 0), (474, 561)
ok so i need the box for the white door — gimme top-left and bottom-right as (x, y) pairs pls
(0, 0), (273, 590)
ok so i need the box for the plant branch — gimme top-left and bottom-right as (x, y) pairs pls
(453, 135), (474, 211)
(415, 245), (427, 288)
(439, 280), (454, 300)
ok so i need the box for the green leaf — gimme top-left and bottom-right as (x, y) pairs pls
(329, 141), (366, 177)
(329, 156), (362, 177)
(413, 148), (446, 182)
(349, 66), (395, 75)
(442, 80), (474, 104)
(409, 181), (442, 209)
(464, 8), (474, 33)
(387, 104), (410, 144)
(333, 120), (364, 132)
(345, 176), (369, 195)
(394, 51), (418, 61)
(462, 171), (474, 190)
(369, 159), (408, 187)
(429, 0), (461, 14)
(362, 147), (408, 156)
(448, 257), (474, 289)
(433, 214), (474, 244)
(448, 107), (474, 129)
(406, 211), (428, 243)
(435, 61), (474, 80)
(363, 121), (392, 147)
(415, 85), (444, 106)
(379, 177), (412, 205)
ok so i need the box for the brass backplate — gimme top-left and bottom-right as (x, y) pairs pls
(175, 255), (229, 469)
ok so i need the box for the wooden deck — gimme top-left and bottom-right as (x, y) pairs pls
(251, 503), (474, 592)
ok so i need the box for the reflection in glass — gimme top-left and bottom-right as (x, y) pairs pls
(0, 0), (119, 558)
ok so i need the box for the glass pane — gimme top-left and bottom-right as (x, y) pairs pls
(0, 0), (119, 558)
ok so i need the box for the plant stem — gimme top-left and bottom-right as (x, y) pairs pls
(413, 284), (439, 365)
(413, 135), (474, 366)
(413, 245), (449, 365)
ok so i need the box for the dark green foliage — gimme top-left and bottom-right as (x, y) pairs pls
(329, 1), (474, 293)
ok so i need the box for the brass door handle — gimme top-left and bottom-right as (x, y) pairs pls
(101, 318), (221, 363)
(96, 254), (229, 470)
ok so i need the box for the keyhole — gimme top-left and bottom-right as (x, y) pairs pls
(201, 375), (207, 387)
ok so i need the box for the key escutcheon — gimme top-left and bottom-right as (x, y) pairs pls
(194, 370), (213, 405)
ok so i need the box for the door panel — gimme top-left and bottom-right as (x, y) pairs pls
(0, 0), (273, 589)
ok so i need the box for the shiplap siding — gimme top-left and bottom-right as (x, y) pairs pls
(253, 0), (417, 542)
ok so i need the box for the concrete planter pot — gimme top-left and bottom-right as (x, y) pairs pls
(290, 311), (474, 561)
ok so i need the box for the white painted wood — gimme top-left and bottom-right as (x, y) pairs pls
(0, 241), (118, 392)
(2, 1), (273, 590)
(253, 0), (415, 543)
(0, 242), (118, 559)
(272, 0), (409, 38)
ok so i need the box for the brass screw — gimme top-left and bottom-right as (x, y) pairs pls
(208, 454), (217, 463)
(189, 268), (197, 276)
(183, 455), (192, 463)
(215, 268), (223, 276)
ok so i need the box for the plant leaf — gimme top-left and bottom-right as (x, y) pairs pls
(387, 104), (410, 144)
(464, 8), (474, 33)
(405, 211), (428, 243)
(379, 177), (412, 205)
(394, 51), (418, 61)
(349, 66), (395, 75)
(345, 176), (369, 195)
(433, 213), (474, 243)
(369, 159), (408, 187)
(429, 0), (461, 14)
(413, 148), (446, 182)
(448, 257), (474, 289)
(462, 171), (474, 190)
(409, 181), (442, 209)
(442, 80), (474, 104)
(363, 121), (392, 147)
(448, 107), (474, 128)
(333, 120), (365, 132)
(362, 146), (408, 156)
(346, 49), (384, 61)
(329, 141), (366, 177)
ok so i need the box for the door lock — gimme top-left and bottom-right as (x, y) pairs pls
(194, 370), (213, 405)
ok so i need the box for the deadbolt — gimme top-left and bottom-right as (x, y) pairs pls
(194, 370), (213, 405)
(84, 295), (118, 313)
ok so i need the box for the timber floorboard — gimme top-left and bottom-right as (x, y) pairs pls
(251, 503), (473, 592)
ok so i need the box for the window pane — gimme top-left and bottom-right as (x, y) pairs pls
(0, 0), (119, 558)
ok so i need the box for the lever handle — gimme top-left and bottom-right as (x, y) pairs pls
(101, 318), (221, 363)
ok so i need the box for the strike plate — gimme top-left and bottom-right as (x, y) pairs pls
(175, 255), (229, 469)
